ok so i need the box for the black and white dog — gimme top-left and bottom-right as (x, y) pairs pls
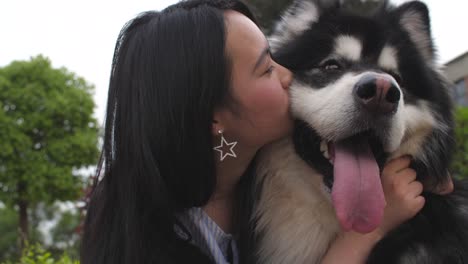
(249, 1), (468, 263)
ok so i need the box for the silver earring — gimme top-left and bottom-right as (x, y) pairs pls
(213, 130), (237, 161)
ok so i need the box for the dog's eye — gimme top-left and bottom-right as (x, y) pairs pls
(321, 59), (342, 71)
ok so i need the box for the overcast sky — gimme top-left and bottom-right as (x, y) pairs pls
(1, 0), (467, 125)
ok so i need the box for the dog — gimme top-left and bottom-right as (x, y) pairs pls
(246, 1), (468, 263)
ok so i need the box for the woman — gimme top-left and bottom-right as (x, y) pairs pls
(80, 0), (438, 263)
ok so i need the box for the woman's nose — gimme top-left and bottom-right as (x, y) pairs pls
(279, 64), (293, 90)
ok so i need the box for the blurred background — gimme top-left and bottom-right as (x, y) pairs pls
(0, 0), (467, 263)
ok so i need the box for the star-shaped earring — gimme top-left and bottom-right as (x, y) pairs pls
(213, 130), (237, 161)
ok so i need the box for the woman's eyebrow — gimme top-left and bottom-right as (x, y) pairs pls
(252, 45), (271, 73)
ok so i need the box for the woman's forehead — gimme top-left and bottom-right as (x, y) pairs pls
(224, 11), (268, 67)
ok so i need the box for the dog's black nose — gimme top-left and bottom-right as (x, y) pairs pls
(354, 74), (400, 114)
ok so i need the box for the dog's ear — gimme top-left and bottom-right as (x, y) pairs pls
(394, 1), (435, 62)
(269, 0), (340, 52)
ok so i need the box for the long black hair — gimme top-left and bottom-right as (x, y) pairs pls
(80, 1), (257, 263)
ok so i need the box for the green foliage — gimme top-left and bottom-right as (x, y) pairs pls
(1, 244), (79, 264)
(246, 0), (292, 33)
(451, 107), (468, 179)
(0, 55), (99, 206)
(0, 206), (19, 261)
(341, 0), (385, 15)
(47, 208), (81, 260)
(0, 203), (82, 263)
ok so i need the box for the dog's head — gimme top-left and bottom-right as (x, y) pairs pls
(271, 0), (455, 233)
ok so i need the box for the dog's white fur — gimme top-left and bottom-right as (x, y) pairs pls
(254, 138), (340, 264)
(399, 10), (433, 63)
(334, 35), (363, 61)
(378, 45), (399, 71)
(269, 0), (320, 52)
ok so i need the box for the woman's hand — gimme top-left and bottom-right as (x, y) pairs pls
(377, 155), (425, 237)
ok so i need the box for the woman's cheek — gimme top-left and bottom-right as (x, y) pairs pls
(252, 82), (288, 112)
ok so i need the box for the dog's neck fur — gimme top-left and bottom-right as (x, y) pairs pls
(254, 138), (340, 264)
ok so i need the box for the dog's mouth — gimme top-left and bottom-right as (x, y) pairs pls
(319, 132), (386, 167)
(320, 132), (387, 233)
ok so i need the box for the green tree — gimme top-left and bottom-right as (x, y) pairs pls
(0, 55), (99, 251)
(246, 0), (291, 33)
(451, 107), (468, 179)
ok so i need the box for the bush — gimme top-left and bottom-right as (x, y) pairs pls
(1, 244), (79, 264)
(451, 107), (468, 179)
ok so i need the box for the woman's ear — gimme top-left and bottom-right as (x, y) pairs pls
(212, 111), (224, 136)
(212, 122), (223, 136)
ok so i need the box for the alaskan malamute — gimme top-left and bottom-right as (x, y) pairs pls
(248, 1), (468, 263)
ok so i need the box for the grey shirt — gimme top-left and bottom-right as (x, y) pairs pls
(175, 207), (239, 264)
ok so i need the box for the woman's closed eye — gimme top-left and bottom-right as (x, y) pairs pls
(264, 65), (275, 75)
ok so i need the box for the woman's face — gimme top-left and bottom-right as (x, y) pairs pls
(215, 11), (293, 149)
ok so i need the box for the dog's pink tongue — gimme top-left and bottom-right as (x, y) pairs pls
(331, 138), (386, 233)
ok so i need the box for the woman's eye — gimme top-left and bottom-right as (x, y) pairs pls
(265, 65), (275, 75)
(321, 59), (341, 71)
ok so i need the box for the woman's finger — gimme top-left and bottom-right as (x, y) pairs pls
(395, 168), (417, 184)
(384, 155), (412, 174)
(406, 181), (424, 198)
